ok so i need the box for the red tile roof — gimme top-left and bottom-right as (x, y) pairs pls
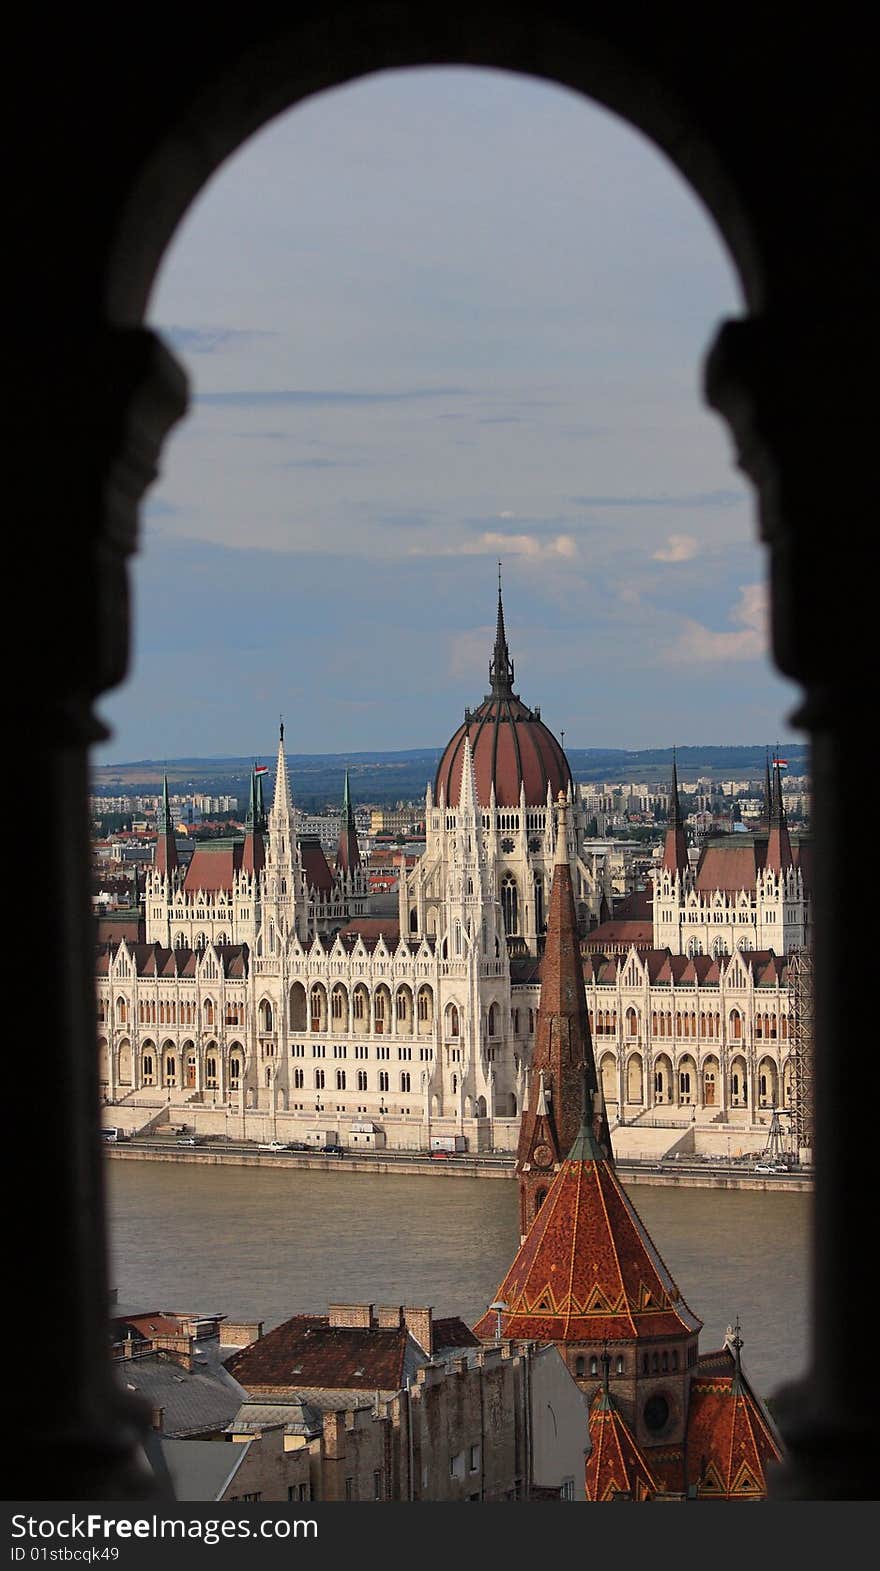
(473, 1135), (702, 1345)
(182, 844), (244, 894)
(301, 842), (334, 894)
(436, 695), (571, 809)
(684, 1347), (782, 1498)
(585, 1390), (660, 1501)
(224, 1315), (414, 1394)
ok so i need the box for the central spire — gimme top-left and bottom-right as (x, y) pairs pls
(489, 561), (515, 698)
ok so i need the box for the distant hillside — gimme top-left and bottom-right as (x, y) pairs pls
(91, 743), (808, 810)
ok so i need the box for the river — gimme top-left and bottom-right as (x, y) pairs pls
(105, 1162), (811, 1401)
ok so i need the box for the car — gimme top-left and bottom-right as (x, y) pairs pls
(323, 1144), (345, 1156)
(258, 1140), (289, 1152)
(288, 1141), (308, 1150)
(176, 1135), (199, 1146)
(430, 1150), (452, 1160)
(753, 1162), (786, 1174)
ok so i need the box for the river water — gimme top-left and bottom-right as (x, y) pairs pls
(105, 1162), (811, 1402)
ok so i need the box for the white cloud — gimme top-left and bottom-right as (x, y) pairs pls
(653, 533), (700, 563)
(665, 582), (768, 663)
(413, 530), (578, 561)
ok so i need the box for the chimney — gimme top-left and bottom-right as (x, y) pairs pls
(328, 1303), (374, 1328)
(402, 1306), (433, 1355)
(376, 1305), (404, 1329)
(151, 1406), (164, 1433)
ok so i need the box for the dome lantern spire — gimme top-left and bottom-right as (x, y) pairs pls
(489, 561), (515, 698)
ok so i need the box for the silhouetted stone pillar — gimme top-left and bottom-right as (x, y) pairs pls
(9, 327), (186, 1498)
(707, 314), (878, 1497)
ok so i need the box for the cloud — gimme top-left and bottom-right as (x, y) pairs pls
(280, 457), (366, 470)
(413, 530), (578, 561)
(162, 325), (275, 355)
(570, 489), (744, 509)
(194, 386), (469, 408)
(653, 533), (700, 563)
(665, 582), (768, 663)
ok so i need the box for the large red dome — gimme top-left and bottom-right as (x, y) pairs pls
(435, 592), (572, 809)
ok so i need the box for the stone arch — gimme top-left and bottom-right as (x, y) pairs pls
(373, 983), (392, 1035)
(757, 1055), (779, 1107)
(309, 983), (327, 1032)
(677, 1052), (698, 1105)
(729, 1053), (749, 1108)
(653, 1052), (673, 1106)
(445, 1001), (461, 1039)
(203, 1042), (219, 1089)
(701, 1053), (720, 1107)
(600, 1052), (617, 1108)
(476, 1094), (487, 1118)
(330, 982), (350, 1032)
(417, 985), (434, 1035)
(258, 997), (274, 1033)
(395, 984), (413, 1035)
(228, 1044), (244, 1090)
(626, 1052), (644, 1105)
(289, 981), (307, 1032)
(352, 983), (370, 1035)
(276, 1087), (287, 1111)
(117, 1038), (132, 1086)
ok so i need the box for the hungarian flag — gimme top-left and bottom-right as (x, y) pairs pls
(773, 757), (788, 767)
(254, 765), (268, 775)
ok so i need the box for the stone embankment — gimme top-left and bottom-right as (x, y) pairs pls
(104, 1143), (812, 1191)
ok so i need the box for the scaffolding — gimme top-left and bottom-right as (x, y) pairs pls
(788, 946), (814, 1159)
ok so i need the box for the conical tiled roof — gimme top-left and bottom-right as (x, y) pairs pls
(685, 1344), (782, 1498)
(473, 1117), (702, 1343)
(585, 1388), (660, 1501)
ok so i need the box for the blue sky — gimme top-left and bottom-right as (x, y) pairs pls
(96, 67), (801, 763)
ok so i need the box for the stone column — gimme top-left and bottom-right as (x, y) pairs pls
(8, 327), (185, 1499)
(706, 312), (876, 1496)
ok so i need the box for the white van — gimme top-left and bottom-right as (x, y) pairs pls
(101, 1127), (123, 1142)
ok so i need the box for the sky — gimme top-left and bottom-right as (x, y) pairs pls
(96, 66), (801, 764)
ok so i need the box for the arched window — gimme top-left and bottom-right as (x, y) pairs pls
(357, 1070), (367, 1091)
(729, 1010), (742, 1039)
(447, 1004), (460, 1038)
(230, 1057), (241, 1089)
(379, 1071), (389, 1092)
(533, 874), (544, 933)
(501, 874), (518, 936)
(400, 1071), (410, 1093)
(488, 1002), (499, 1036)
(293, 1067), (304, 1089)
(589, 1356), (598, 1377)
(336, 1069), (346, 1090)
(575, 1356), (585, 1376)
(314, 1069), (325, 1090)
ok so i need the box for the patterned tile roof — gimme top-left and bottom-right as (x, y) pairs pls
(473, 1129), (702, 1344)
(585, 1389), (660, 1501)
(684, 1346), (783, 1498)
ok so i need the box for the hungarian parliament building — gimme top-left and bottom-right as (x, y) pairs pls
(96, 591), (810, 1153)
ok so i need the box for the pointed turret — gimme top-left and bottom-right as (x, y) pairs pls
(516, 795), (610, 1236)
(764, 751), (773, 830)
(242, 768), (266, 876)
(271, 722), (294, 826)
(335, 770), (361, 875)
(488, 561), (515, 698)
(155, 773), (179, 876)
(585, 1386), (660, 1501)
(458, 734), (480, 823)
(661, 750), (689, 876)
(765, 757), (794, 872)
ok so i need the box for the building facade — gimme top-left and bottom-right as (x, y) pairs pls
(96, 604), (809, 1150)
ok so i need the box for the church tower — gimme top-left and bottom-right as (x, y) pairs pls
(517, 794), (611, 1237)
